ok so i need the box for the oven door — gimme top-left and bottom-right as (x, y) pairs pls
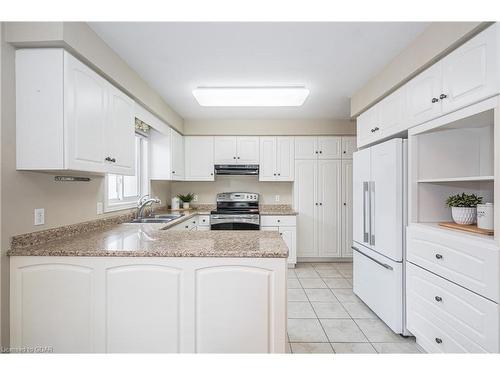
(210, 214), (260, 230)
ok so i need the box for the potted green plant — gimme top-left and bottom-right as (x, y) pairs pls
(177, 193), (195, 209)
(445, 193), (483, 225)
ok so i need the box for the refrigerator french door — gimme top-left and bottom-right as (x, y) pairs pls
(352, 138), (407, 335)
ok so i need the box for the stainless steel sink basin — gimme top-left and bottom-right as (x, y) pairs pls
(129, 213), (183, 224)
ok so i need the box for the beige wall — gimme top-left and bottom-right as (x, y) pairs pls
(171, 177), (293, 205)
(350, 22), (491, 117)
(184, 119), (355, 135)
(4, 22), (184, 133)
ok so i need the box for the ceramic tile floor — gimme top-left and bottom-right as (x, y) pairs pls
(286, 262), (423, 354)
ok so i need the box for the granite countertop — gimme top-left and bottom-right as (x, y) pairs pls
(259, 205), (298, 216)
(8, 211), (288, 258)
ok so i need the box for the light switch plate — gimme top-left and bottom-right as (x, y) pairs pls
(34, 208), (45, 226)
(193, 195), (198, 202)
(275, 195), (280, 202)
(97, 202), (103, 215)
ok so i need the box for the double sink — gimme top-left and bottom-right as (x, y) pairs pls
(129, 213), (184, 224)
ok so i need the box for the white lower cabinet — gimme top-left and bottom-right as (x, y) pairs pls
(406, 262), (499, 353)
(261, 215), (297, 266)
(10, 256), (286, 353)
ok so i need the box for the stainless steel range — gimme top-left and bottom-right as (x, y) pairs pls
(210, 192), (260, 230)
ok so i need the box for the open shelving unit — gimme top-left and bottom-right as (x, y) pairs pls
(408, 96), (499, 243)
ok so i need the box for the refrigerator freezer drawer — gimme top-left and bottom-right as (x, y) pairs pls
(352, 243), (404, 334)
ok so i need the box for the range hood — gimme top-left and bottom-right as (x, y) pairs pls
(214, 164), (259, 176)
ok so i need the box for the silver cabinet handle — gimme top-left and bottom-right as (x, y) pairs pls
(435, 296), (442, 302)
(369, 181), (375, 246)
(363, 182), (369, 243)
(351, 246), (393, 270)
(435, 338), (442, 344)
(435, 254), (443, 259)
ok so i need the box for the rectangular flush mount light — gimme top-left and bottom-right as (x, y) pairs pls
(192, 86), (310, 107)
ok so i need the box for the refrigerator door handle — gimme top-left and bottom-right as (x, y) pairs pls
(363, 182), (369, 243)
(351, 246), (393, 270)
(369, 181), (375, 246)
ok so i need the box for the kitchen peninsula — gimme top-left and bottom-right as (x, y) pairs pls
(8, 214), (288, 353)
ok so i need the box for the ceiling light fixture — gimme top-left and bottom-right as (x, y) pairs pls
(192, 86), (310, 107)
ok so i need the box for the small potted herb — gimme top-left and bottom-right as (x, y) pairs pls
(446, 193), (483, 225)
(177, 193), (195, 209)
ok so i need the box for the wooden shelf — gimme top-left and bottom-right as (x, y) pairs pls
(417, 176), (494, 183)
(412, 222), (497, 244)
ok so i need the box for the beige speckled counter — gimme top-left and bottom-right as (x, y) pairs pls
(259, 205), (298, 216)
(8, 221), (288, 258)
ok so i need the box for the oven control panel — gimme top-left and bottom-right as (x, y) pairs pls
(216, 192), (259, 202)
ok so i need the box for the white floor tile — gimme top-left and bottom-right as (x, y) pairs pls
(339, 269), (353, 278)
(323, 278), (351, 289)
(316, 269), (344, 278)
(288, 301), (316, 318)
(304, 289), (337, 302)
(295, 268), (321, 278)
(288, 319), (329, 343)
(332, 343), (376, 354)
(372, 342), (421, 354)
(342, 301), (378, 319)
(291, 342), (334, 354)
(311, 263), (337, 269)
(287, 269), (298, 279)
(320, 319), (368, 343)
(354, 319), (407, 343)
(288, 288), (308, 302)
(331, 288), (361, 303)
(287, 278), (302, 289)
(312, 302), (350, 319)
(299, 278), (328, 288)
(295, 263), (314, 269)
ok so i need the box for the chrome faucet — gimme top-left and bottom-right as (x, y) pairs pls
(137, 195), (161, 219)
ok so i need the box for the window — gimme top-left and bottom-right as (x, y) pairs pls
(104, 134), (149, 212)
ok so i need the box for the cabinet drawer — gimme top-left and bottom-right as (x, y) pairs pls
(197, 215), (210, 226)
(407, 225), (499, 301)
(170, 219), (196, 231)
(407, 262), (498, 352)
(260, 215), (296, 227)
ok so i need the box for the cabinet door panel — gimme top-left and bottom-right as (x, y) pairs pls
(442, 24), (499, 114)
(356, 106), (379, 148)
(317, 159), (342, 257)
(195, 266), (274, 353)
(342, 160), (353, 257)
(318, 136), (342, 159)
(106, 265), (181, 353)
(294, 159), (318, 257)
(294, 137), (317, 159)
(214, 136), (237, 164)
(276, 136), (294, 181)
(352, 148), (371, 247)
(185, 136), (214, 181)
(378, 88), (406, 137)
(406, 63), (442, 127)
(341, 136), (356, 159)
(171, 129), (184, 180)
(237, 136), (260, 164)
(65, 53), (106, 172)
(280, 227), (297, 265)
(259, 137), (276, 181)
(106, 86), (135, 175)
(149, 129), (172, 180)
(14, 263), (94, 353)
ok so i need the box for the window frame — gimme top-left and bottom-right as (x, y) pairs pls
(104, 133), (149, 213)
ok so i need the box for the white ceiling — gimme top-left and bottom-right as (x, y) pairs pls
(89, 22), (429, 120)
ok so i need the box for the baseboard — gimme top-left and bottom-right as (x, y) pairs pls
(297, 257), (353, 263)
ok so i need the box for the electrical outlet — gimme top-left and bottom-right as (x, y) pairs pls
(193, 194), (198, 202)
(275, 195), (280, 202)
(34, 208), (45, 226)
(97, 202), (103, 215)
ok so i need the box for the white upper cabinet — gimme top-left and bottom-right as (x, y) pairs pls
(341, 136), (357, 159)
(406, 63), (442, 127)
(171, 129), (185, 180)
(294, 137), (318, 159)
(358, 23), (500, 148)
(214, 136), (238, 164)
(441, 24), (499, 114)
(214, 136), (259, 164)
(236, 136), (260, 164)
(185, 136), (215, 181)
(295, 136), (345, 159)
(16, 49), (136, 175)
(259, 137), (294, 181)
(149, 128), (172, 180)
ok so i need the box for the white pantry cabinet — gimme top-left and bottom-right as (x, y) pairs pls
(214, 136), (259, 164)
(184, 136), (214, 181)
(10, 256), (286, 353)
(341, 159), (353, 257)
(294, 159), (343, 258)
(16, 48), (135, 175)
(294, 136), (342, 159)
(259, 137), (294, 181)
(341, 136), (357, 159)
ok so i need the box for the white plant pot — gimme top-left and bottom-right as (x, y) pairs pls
(451, 207), (477, 225)
(183, 202), (190, 210)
